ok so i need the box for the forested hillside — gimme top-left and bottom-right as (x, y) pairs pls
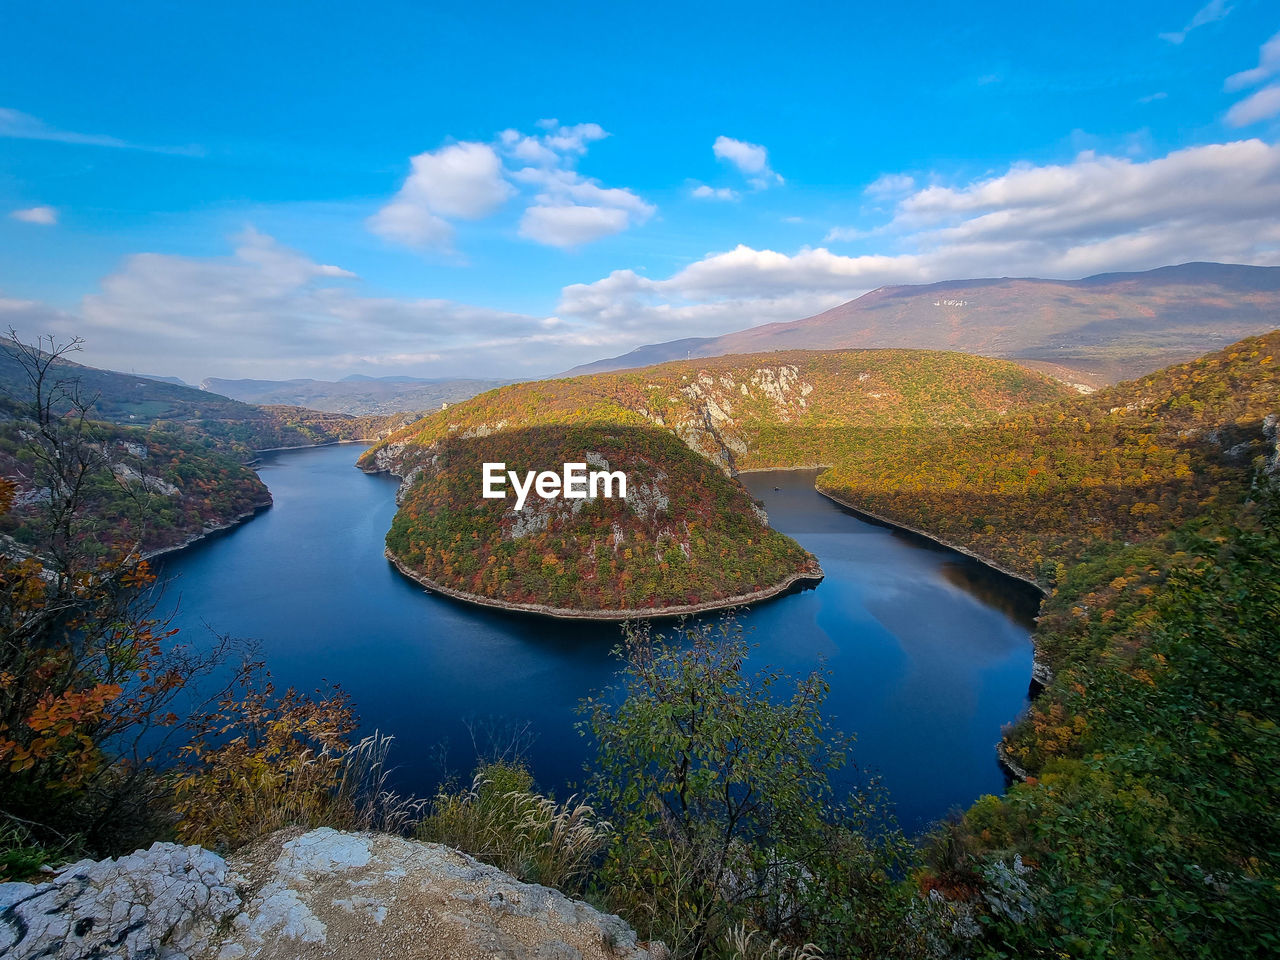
(0, 337), (423, 560)
(0, 399), (270, 557)
(360, 349), (1063, 615)
(151, 403), (415, 461)
(923, 374), (1280, 958)
(361, 348), (1069, 477)
(386, 425), (820, 614)
(364, 336), (1278, 592)
(0, 340), (416, 461)
(817, 332), (1280, 580)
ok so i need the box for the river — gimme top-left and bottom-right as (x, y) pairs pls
(153, 442), (1038, 831)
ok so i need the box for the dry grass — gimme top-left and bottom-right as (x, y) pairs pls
(417, 762), (609, 895)
(175, 731), (426, 851)
(724, 924), (824, 960)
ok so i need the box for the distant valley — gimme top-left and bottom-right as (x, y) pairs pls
(0, 341), (417, 555)
(201, 374), (507, 415)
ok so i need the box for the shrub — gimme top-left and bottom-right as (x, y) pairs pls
(583, 617), (925, 959)
(172, 661), (418, 851)
(0, 819), (70, 882)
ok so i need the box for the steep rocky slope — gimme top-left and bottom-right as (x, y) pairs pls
(362, 349), (1069, 478)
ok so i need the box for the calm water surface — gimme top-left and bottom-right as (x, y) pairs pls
(154, 443), (1038, 831)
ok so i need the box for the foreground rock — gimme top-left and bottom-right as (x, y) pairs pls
(0, 828), (656, 960)
(0, 843), (240, 959)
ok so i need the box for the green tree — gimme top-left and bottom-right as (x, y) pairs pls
(582, 617), (924, 959)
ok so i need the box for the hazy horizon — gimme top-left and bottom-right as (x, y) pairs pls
(3, 1), (1280, 383)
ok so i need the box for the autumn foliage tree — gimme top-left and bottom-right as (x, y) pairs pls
(0, 332), (220, 861)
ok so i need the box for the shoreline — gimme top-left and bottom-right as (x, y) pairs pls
(147, 444), (1045, 788)
(813, 486), (1045, 592)
(142, 498), (273, 563)
(734, 463), (833, 474)
(812, 483), (1053, 778)
(997, 741), (1034, 782)
(252, 437), (376, 455)
(248, 437), (378, 465)
(385, 548), (824, 621)
(152, 438), (384, 560)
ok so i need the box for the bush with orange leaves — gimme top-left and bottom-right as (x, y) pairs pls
(171, 661), (413, 852)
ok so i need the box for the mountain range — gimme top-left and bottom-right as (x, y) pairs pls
(201, 376), (507, 415)
(566, 262), (1280, 384)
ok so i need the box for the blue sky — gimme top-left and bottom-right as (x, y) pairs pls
(2, 0), (1279, 381)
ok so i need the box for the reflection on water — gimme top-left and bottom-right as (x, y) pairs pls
(938, 561), (1042, 622)
(154, 449), (1037, 831)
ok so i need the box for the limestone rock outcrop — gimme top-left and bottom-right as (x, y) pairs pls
(0, 842), (240, 960)
(1, 828), (657, 960)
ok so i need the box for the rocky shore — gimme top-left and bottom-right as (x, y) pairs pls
(145, 437), (378, 562)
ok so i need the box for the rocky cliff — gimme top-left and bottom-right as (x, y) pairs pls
(0, 828), (658, 960)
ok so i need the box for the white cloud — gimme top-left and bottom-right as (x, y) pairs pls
(368, 141), (514, 250)
(556, 138), (1280, 346)
(42, 228), (576, 380)
(1159, 0), (1233, 44)
(0, 294), (79, 330)
(1224, 30), (1280, 90)
(713, 136), (767, 173)
(371, 122), (651, 251)
(519, 205), (631, 247)
(21, 137), (1280, 382)
(11, 226), (691, 380)
(713, 136), (783, 187)
(555, 266), (853, 346)
(10, 205), (57, 225)
(500, 129), (559, 166)
(0, 106), (202, 156)
(665, 245), (926, 298)
(1222, 31), (1280, 127)
(691, 184), (739, 201)
(540, 120), (608, 154)
(822, 226), (867, 243)
(864, 173), (916, 196)
(895, 141), (1280, 243)
(1226, 84), (1280, 126)
(508, 138), (655, 247)
(509, 165), (652, 218)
